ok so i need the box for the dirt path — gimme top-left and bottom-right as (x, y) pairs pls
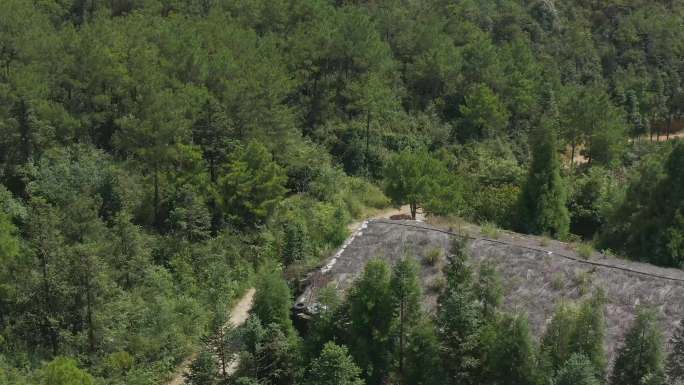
(167, 206), (422, 384)
(165, 288), (255, 385)
(347, 204), (424, 232)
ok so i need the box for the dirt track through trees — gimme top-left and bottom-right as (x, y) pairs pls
(165, 288), (255, 385)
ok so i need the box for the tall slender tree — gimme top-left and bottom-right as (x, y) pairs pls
(518, 90), (569, 238)
(389, 257), (422, 380)
(438, 239), (482, 385)
(347, 259), (393, 385)
(667, 319), (684, 383)
(611, 308), (666, 385)
(306, 342), (364, 385)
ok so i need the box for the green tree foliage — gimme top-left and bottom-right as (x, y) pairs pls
(518, 113), (570, 238)
(540, 302), (578, 376)
(282, 221), (308, 265)
(568, 166), (617, 238)
(561, 85), (627, 167)
(553, 354), (601, 385)
(236, 316), (301, 385)
(389, 258), (422, 379)
(384, 150), (460, 219)
(459, 84), (510, 140)
(602, 142), (684, 267)
(570, 292), (608, 377)
(540, 292), (606, 379)
(404, 318), (444, 385)
(437, 240), (483, 385)
(185, 350), (218, 385)
(474, 261), (503, 320)
(38, 357), (94, 385)
(0, 211), (19, 327)
(666, 319), (684, 383)
(303, 283), (342, 359)
(347, 259), (393, 385)
(218, 141), (287, 228)
(0, 212), (18, 261)
(0, 0), (682, 382)
(306, 342), (364, 385)
(484, 313), (539, 385)
(611, 308), (666, 385)
(251, 268), (294, 336)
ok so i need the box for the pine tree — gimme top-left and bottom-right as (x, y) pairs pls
(282, 221), (308, 265)
(237, 319), (301, 385)
(438, 239), (482, 385)
(348, 259), (393, 385)
(0, 211), (19, 327)
(540, 292), (606, 379)
(540, 302), (577, 376)
(383, 151), (448, 220)
(389, 257), (422, 380)
(38, 357), (94, 385)
(485, 314), (539, 385)
(667, 319), (684, 383)
(553, 354), (601, 385)
(218, 140), (287, 228)
(404, 318), (445, 385)
(570, 291), (607, 377)
(251, 267), (294, 336)
(306, 342), (364, 385)
(185, 351), (218, 385)
(518, 100), (570, 238)
(474, 261), (503, 320)
(611, 308), (666, 385)
(0, 211), (18, 262)
(441, 238), (474, 295)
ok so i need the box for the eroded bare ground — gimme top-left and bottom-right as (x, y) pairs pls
(298, 218), (684, 363)
(166, 288), (255, 385)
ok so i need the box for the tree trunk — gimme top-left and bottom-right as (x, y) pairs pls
(40, 248), (58, 356)
(217, 328), (227, 378)
(86, 271), (95, 355)
(153, 165), (160, 230)
(410, 202), (417, 220)
(570, 141), (576, 168)
(366, 111), (371, 177)
(399, 299), (405, 378)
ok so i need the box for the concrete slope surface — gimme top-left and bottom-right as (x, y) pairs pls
(296, 219), (684, 363)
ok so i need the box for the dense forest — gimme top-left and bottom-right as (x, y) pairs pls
(0, 0), (683, 384)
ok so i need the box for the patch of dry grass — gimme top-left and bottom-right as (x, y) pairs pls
(481, 222), (501, 239)
(576, 242), (594, 259)
(424, 248), (443, 266)
(429, 276), (446, 293)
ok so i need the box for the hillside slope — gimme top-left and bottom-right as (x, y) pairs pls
(296, 219), (684, 363)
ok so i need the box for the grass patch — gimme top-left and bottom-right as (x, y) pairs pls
(572, 269), (593, 296)
(551, 272), (565, 290)
(424, 248), (443, 266)
(539, 234), (551, 247)
(575, 242), (594, 259)
(480, 222), (500, 239)
(601, 248), (616, 259)
(429, 276), (446, 293)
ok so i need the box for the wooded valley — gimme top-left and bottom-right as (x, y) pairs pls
(0, 1), (683, 384)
